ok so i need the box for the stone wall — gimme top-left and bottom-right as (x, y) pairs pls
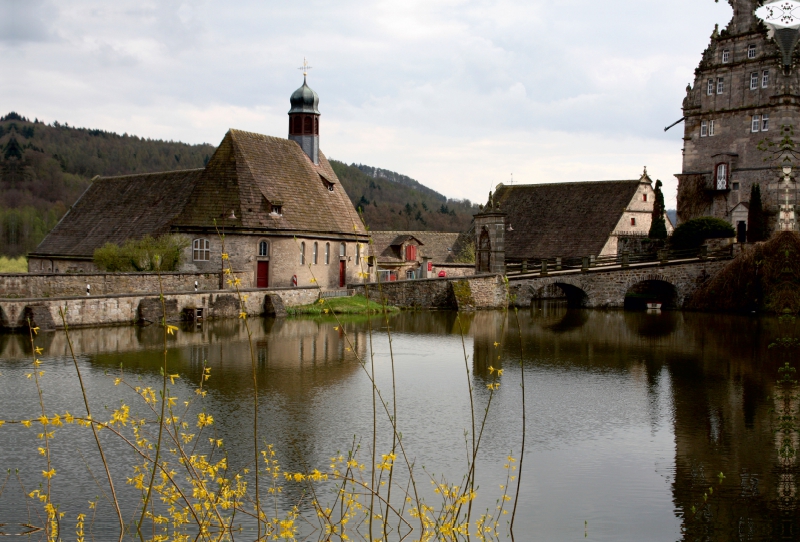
(0, 286), (318, 330)
(0, 271), (251, 299)
(350, 274), (504, 311)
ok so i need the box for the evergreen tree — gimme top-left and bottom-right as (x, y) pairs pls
(648, 179), (668, 239)
(747, 183), (766, 242)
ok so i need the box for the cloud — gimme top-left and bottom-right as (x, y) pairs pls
(0, 0), (56, 43)
(0, 0), (734, 209)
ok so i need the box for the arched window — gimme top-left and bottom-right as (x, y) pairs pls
(293, 116), (302, 134)
(340, 242), (346, 257)
(325, 243), (330, 264)
(313, 242), (318, 264)
(314, 117), (319, 135)
(288, 118), (293, 133)
(258, 240), (269, 257)
(193, 238), (210, 261)
(304, 116), (312, 134)
(300, 242), (306, 265)
(716, 163), (728, 190)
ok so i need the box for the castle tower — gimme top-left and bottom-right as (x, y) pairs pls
(676, 0), (800, 234)
(288, 66), (320, 165)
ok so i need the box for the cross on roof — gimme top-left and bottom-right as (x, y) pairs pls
(298, 57), (312, 77)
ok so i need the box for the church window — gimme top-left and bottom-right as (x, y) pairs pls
(763, 70), (769, 88)
(340, 243), (346, 257)
(709, 120), (716, 136)
(752, 115), (761, 133)
(300, 242), (306, 265)
(356, 243), (361, 263)
(762, 113), (770, 131)
(716, 164), (728, 190)
(750, 72), (759, 90)
(193, 239), (210, 261)
(303, 116), (312, 134)
(722, 49), (730, 63)
(701, 120), (708, 137)
(748, 44), (756, 59)
(707, 79), (714, 95)
(325, 243), (330, 264)
(717, 78), (724, 94)
(314, 117), (319, 135)
(258, 240), (269, 257)
(630, 217), (636, 226)
(293, 116), (302, 134)
(313, 242), (318, 264)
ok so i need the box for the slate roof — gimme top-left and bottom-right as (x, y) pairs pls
(173, 129), (368, 237)
(490, 179), (644, 260)
(31, 169), (202, 258)
(369, 231), (461, 264)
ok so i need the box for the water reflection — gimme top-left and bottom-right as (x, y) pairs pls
(0, 311), (798, 540)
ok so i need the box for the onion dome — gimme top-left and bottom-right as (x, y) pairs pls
(289, 77), (320, 114)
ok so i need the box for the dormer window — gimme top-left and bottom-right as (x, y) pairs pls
(270, 204), (282, 216)
(748, 44), (756, 59)
(722, 49), (730, 63)
(320, 174), (336, 192)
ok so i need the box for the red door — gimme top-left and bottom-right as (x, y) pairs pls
(339, 260), (346, 288)
(257, 261), (269, 288)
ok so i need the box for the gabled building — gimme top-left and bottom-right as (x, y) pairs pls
(676, 0), (800, 233)
(473, 170), (673, 273)
(29, 77), (370, 289)
(367, 231), (467, 281)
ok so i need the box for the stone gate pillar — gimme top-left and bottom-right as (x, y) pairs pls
(474, 208), (506, 275)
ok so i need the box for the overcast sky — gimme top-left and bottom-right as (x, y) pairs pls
(0, 0), (735, 207)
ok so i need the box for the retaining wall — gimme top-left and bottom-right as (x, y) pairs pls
(0, 271), (251, 299)
(350, 274), (505, 311)
(0, 286), (318, 330)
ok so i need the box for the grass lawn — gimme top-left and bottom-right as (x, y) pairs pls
(0, 257), (27, 273)
(287, 295), (399, 316)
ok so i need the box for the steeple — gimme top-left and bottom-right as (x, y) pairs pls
(288, 59), (320, 164)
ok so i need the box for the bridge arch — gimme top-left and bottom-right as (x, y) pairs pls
(529, 278), (589, 309)
(623, 275), (679, 310)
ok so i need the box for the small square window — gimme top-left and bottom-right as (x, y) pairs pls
(762, 113), (769, 131)
(701, 120), (708, 137)
(748, 44), (756, 59)
(717, 78), (724, 94)
(762, 70), (769, 88)
(270, 204), (282, 215)
(707, 79), (714, 96)
(722, 49), (730, 63)
(732, 182), (740, 191)
(752, 115), (761, 133)
(709, 120), (716, 136)
(750, 72), (759, 90)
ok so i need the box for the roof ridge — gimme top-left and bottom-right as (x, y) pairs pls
(229, 128), (290, 143)
(499, 179), (640, 189)
(97, 168), (204, 180)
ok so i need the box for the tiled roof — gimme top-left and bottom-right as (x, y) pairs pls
(369, 230), (461, 264)
(173, 129), (368, 237)
(491, 180), (642, 260)
(31, 169), (202, 258)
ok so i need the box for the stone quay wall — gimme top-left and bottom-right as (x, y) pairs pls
(0, 286), (318, 331)
(0, 271), (252, 299)
(350, 274), (505, 311)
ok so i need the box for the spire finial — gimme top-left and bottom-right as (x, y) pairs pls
(298, 57), (312, 78)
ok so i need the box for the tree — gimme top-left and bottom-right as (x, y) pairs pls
(648, 179), (668, 239)
(747, 183), (766, 242)
(670, 217), (735, 250)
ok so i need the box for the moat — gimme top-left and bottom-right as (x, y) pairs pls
(0, 307), (797, 541)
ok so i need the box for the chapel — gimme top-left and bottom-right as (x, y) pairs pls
(28, 76), (370, 289)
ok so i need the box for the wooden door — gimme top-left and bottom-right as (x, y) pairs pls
(257, 261), (269, 288)
(339, 260), (346, 288)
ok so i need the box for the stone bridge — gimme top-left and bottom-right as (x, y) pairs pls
(507, 258), (730, 309)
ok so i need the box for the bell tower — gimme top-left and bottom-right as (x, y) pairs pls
(288, 59), (320, 165)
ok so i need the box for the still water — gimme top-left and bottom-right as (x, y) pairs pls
(0, 307), (797, 541)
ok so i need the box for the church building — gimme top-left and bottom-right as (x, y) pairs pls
(677, 0), (800, 234)
(28, 76), (370, 289)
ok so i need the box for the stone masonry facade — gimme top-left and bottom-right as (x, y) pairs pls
(678, 0), (800, 230)
(349, 274), (506, 311)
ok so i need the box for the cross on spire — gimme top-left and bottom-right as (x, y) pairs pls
(298, 57), (312, 78)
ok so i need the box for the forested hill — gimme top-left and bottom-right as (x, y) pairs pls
(0, 112), (477, 257)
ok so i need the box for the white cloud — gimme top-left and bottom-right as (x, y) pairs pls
(0, 0), (735, 208)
